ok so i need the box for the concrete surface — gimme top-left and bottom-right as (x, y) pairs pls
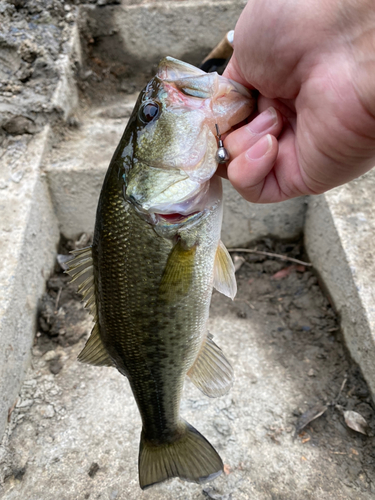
(305, 170), (375, 401)
(80, 0), (247, 72)
(222, 185), (306, 247)
(0, 128), (60, 440)
(0, 2), (81, 441)
(0, 1), (80, 134)
(44, 103), (134, 240)
(51, 22), (81, 121)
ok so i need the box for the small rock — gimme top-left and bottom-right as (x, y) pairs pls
(203, 487), (228, 500)
(13, 467), (26, 481)
(23, 379), (37, 388)
(16, 399), (33, 409)
(213, 417), (232, 437)
(88, 462), (100, 478)
(308, 368), (316, 377)
(19, 40), (39, 63)
(236, 310), (247, 319)
(11, 171), (24, 183)
(44, 350), (57, 361)
(3, 116), (37, 135)
(49, 357), (63, 375)
(67, 115), (81, 128)
(263, 260), (284, 274)
(38, 404), (55, 419)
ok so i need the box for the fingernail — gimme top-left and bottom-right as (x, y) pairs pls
(246, 134), (273, 160)
(247, 107), (278, 134)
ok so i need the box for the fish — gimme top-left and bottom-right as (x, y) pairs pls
(67, 57), (253, 490)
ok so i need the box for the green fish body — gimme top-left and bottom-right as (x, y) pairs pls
(67, 58), (253, 489)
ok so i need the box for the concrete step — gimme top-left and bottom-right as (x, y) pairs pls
(305, 170), (375, 401)
(0, 128), (60, 439)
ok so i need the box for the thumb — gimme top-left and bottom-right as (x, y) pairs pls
(223, 54), (254, 89)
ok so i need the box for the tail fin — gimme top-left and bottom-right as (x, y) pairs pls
(138, 421), (223, 489)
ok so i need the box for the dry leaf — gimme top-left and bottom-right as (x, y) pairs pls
(343, 410), (368, 435)
(295, 402), (328, 434)
(271, 266), (296, 280)
(233, 256), (245, 272)
(57, 254), (72, 271)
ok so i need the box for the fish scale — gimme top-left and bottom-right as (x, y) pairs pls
(93, 156), (217, 440)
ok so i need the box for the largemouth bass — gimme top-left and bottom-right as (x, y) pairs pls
(67, 57), (253, 489)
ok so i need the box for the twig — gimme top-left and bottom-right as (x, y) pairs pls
(332, 376), (347, 406)
(228, 248), (312, 267)
(338, 377), (348, 399)
(8, 398), (18, 422)
(55, 287), (62, 311)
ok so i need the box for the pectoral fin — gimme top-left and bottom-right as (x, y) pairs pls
(187, 333), (233, 398)
(159, 240), (196, 302)
(213, 240), (237, 299)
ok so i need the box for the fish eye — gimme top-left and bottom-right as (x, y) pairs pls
(139, 102), (160, 123)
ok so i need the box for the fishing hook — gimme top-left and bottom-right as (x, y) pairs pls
(215, 124), (230, 164)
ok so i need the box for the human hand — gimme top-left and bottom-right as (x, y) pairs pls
(221, 0), (375, 203)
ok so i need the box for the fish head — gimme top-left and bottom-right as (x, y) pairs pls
(125, 57), (254, 228)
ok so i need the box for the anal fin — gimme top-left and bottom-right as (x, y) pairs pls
(213, 240), (237, 299)
(78, 323), (113, 367)
(187, 334), (233, 398)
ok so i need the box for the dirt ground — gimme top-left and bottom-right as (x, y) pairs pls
(1, 238), (374, 500)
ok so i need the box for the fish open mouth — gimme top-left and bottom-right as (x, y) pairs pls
(156, 212), (199, 224)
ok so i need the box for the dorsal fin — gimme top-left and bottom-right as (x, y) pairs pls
(66, 246), (113, 367)
(77, 323), (113, 366)
(213, 240), (237, 299)
(66, 246), (97, 319)
(187, 333), (233, 398)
